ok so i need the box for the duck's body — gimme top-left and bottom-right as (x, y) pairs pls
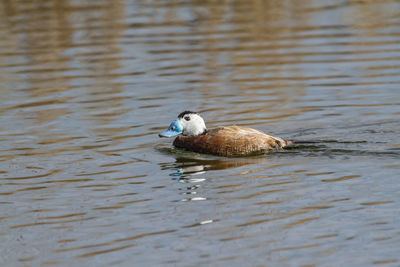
(174, 125), (289, 157)
(159, 111), (291, 157)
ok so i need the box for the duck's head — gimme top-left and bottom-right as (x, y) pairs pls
(159, 111), (207, 138)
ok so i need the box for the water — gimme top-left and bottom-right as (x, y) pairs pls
(1, 0), (400, 266)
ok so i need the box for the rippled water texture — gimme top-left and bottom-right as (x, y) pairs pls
(1, 0), (400, 266)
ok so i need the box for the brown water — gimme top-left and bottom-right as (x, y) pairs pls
(1, 0), (400, 266)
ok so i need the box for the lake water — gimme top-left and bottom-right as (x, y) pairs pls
(1, 0), (400, 266)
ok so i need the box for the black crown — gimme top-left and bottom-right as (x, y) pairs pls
(178, 111), (198, 118)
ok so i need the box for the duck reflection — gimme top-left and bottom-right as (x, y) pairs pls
(159, 148), (273, 202)
(159, 147), (272, 180)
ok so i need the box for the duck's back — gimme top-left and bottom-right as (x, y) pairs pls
(173, 125), (288, 157)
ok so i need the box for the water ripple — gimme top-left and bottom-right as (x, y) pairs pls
(1, 0), (400, 266)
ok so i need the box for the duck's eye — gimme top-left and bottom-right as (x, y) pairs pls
(171, 126), (176, 130)
(184, 116), (190, 121)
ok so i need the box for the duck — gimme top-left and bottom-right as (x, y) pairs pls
(159, 111), (292, 157)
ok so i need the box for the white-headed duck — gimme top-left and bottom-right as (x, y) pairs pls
(159, 111), (292, 157)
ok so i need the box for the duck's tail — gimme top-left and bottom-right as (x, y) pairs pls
(278, 138), (322, 148)
(284, 139), (294, 146)
(285, 140), (323, 146)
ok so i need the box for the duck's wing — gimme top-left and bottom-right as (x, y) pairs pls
(173, 126), (289, 156)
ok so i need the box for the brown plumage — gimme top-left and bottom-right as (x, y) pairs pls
(159, 111), (292, 157)
(173, 125), (290, 157)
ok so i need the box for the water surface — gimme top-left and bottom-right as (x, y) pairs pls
(1, 0), (400, 266)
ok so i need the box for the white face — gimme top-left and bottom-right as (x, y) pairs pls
(179, 113), (207, 136)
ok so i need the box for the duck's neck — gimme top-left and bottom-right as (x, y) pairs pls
(182, 123), (207, 136)
(200, 128), (208, 135)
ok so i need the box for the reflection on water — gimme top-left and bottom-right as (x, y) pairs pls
(160, 150), (276, 202)
(159, 147), (274, 175)
(1, 0), (400, 265)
